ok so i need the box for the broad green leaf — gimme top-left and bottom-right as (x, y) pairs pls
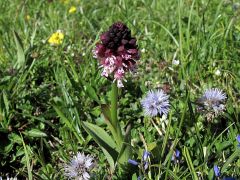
(24, 129), (47, 138)
(117, 123), (132, 165)
(13, 31), (25, 69)
(102, 148), (115, 173)
(101, 104), (112, 123)
(82, 122), (118, 162)
(0, 141), (13, 154)
(8, 133), (22, 144)
(84, 85), (100, 104)
(101, 104), (117, 133)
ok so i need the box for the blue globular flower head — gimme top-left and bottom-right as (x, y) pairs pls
(197, 88), (226, 121)
(214, 165), (220, 177)
(128, 159), (138, 166)
(142, 150), (150, 161)
(64, 152), (95, 180)
(141, 89), (170, 117)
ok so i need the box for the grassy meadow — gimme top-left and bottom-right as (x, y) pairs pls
(0, 0), (240, 179)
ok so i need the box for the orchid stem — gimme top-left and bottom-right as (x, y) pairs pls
(111, 81), (122, 148)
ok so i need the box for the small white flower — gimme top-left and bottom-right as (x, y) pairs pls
(141, 48), (146, 53)
(214, 69), (221, 76)
(67, 45), (72, 51)
(64, 152), (95, 180)
(172, 59), (180, 66)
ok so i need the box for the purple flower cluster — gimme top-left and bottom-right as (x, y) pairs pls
(93, 22), (140, 87)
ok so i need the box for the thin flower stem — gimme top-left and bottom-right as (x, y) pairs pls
(111, 81), (122, 148)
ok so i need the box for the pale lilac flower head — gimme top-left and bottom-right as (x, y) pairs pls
(197, 88), (226, 120)
(64, 152), (95, 180)
(141, 89), (170, 117)
(93, 22), (140, 88)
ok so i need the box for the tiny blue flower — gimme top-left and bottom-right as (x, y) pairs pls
(143, 161), (149, 170)
(175, 149), (180, 158)
(128, 159), (138, 166)
(141, 89), (170, 117)
(142, 150), (150, 161)
(214, 165), (220, 177)
(236, 134), (240, 148)
(171, 149), (180, 161)
(236, 134), (240, 143)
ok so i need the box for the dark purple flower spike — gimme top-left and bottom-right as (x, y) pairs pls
(93, 22), (140, 87)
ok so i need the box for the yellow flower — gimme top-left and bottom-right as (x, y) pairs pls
(48, 30), (64, 46)
(26, 15), (31, 21)
(69, 6), (77, 13)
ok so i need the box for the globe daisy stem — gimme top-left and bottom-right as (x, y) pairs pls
(111, 81), (123, 147)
